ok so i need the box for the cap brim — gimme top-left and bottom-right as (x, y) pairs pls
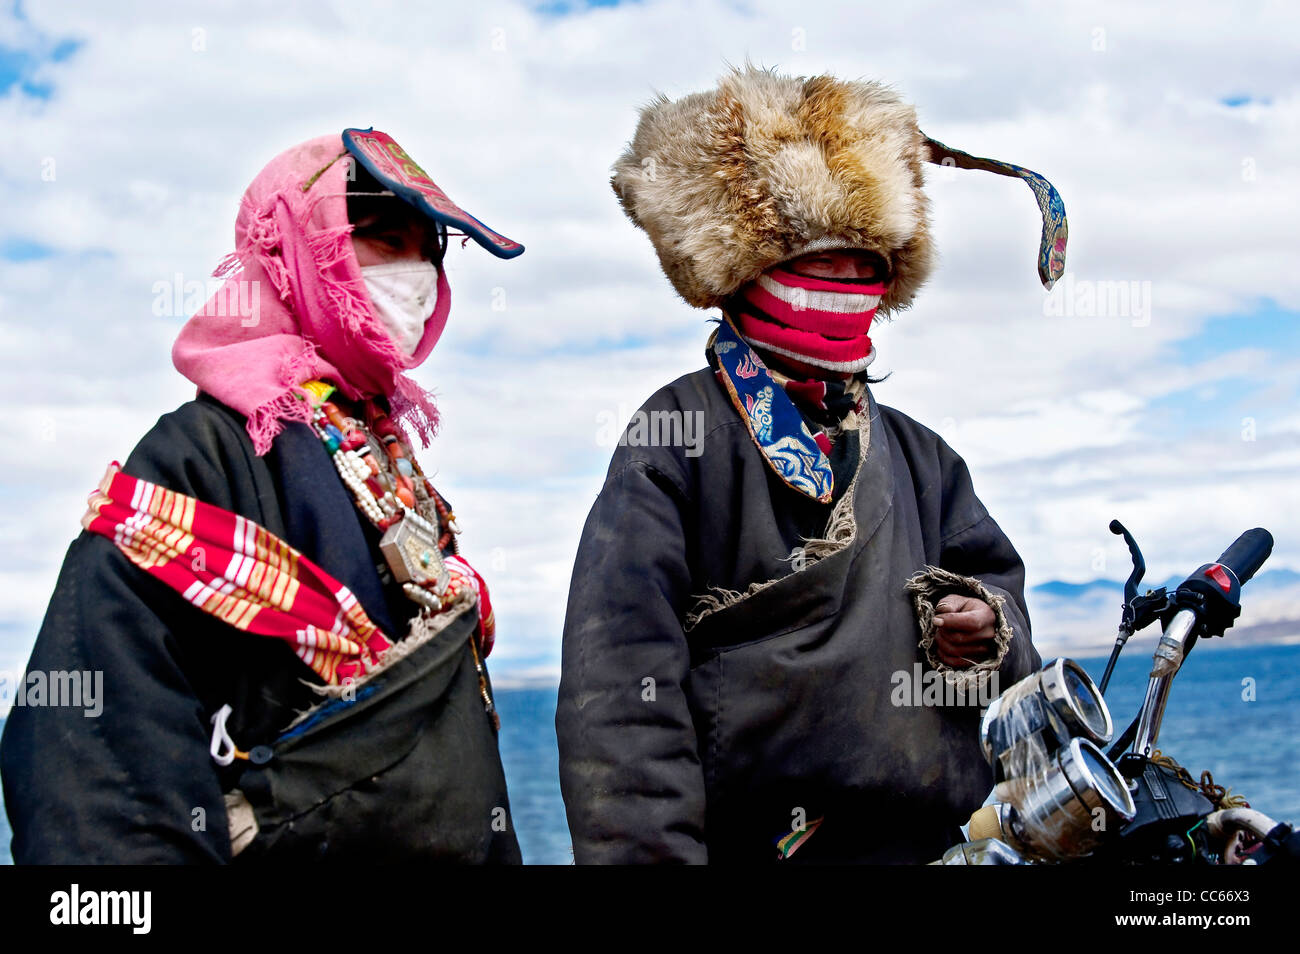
(343, 127), (524, 259)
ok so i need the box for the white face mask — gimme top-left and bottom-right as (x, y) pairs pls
(359, 260), (440, 357)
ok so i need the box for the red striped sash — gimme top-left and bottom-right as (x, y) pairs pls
(81, 462), (393, 684)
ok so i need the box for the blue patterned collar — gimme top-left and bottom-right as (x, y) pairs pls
(708, 317), (835, 503)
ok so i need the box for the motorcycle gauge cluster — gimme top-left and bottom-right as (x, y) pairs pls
(980, 658), (1112, 778)
(979, 659), (1134, 859)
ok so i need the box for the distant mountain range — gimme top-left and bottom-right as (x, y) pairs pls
(1027, 567), (1300, 658)
(1033, 567), (1300, 599)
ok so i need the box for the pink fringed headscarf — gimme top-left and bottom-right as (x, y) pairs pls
(172, 133), (450, 455)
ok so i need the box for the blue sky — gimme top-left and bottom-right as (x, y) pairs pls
(0, 1), (78, 99)
(0, 237), (52, 260)
(1172, 302), (1300, 364)
(535, 0), (629, 14)
(1142, 302), (1300, 438)
(0, 0), (1297, 685)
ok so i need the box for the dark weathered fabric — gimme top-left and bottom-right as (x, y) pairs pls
(234, 604), (517, 863)
(0, 393), (519, 864)
(556, 369), (1041, 864)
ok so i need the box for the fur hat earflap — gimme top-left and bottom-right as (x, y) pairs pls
(612, 65), (936, 315)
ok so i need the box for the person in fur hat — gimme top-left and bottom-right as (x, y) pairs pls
(556, 66), (1068, 864)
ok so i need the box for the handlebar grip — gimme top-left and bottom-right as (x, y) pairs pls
(1216, 528), (1274, 585)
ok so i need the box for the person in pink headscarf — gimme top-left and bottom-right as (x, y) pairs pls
(1, 129), (526, 864)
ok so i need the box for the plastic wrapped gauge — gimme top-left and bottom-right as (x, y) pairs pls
(996, 738), (1137, 860)
(980, 658), (1113, 783)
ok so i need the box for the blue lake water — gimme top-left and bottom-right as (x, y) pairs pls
(2, 642), (1297, 864)
(1071, 641), (1300, 828)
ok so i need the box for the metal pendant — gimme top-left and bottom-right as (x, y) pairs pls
(378, 513), (450, 595)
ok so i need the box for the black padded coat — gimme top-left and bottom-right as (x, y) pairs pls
(1, 393), (520, 864)
(556, 369), (1041, 864)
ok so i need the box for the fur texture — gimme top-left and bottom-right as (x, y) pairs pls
(612, 66), (936, 313)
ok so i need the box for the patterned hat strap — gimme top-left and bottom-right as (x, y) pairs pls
(923, 135), (1068, 290)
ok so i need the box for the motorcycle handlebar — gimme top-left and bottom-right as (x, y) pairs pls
(1215, 528), (1274, 586)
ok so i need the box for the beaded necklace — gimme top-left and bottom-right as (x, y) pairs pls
(295, 379), (497, 726)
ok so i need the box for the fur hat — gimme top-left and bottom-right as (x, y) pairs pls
(612, 66), (1067, 314)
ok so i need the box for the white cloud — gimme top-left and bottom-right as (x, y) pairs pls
(1, 0), (1297, 681)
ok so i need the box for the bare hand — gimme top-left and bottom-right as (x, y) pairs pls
(932, 595), (998, 667)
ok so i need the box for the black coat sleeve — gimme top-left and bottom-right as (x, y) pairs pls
(933, 440), (1041, 685)
(0, 401), (274, 863)
(555, 460), (708, 864)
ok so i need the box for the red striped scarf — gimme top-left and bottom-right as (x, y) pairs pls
(733, 268), (887, 373)
(81, 462), (393, 684)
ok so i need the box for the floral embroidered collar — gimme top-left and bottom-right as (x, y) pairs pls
(707, 316), (837, 503)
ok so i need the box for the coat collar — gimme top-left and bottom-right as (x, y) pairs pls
(708, 316), (835, 503)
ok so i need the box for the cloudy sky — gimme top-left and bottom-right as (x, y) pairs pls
(1, 0), (1296, 689)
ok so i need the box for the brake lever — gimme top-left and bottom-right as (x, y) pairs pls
(1112, 520), (1145, 631)
(1100, 520), (1149, 694)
